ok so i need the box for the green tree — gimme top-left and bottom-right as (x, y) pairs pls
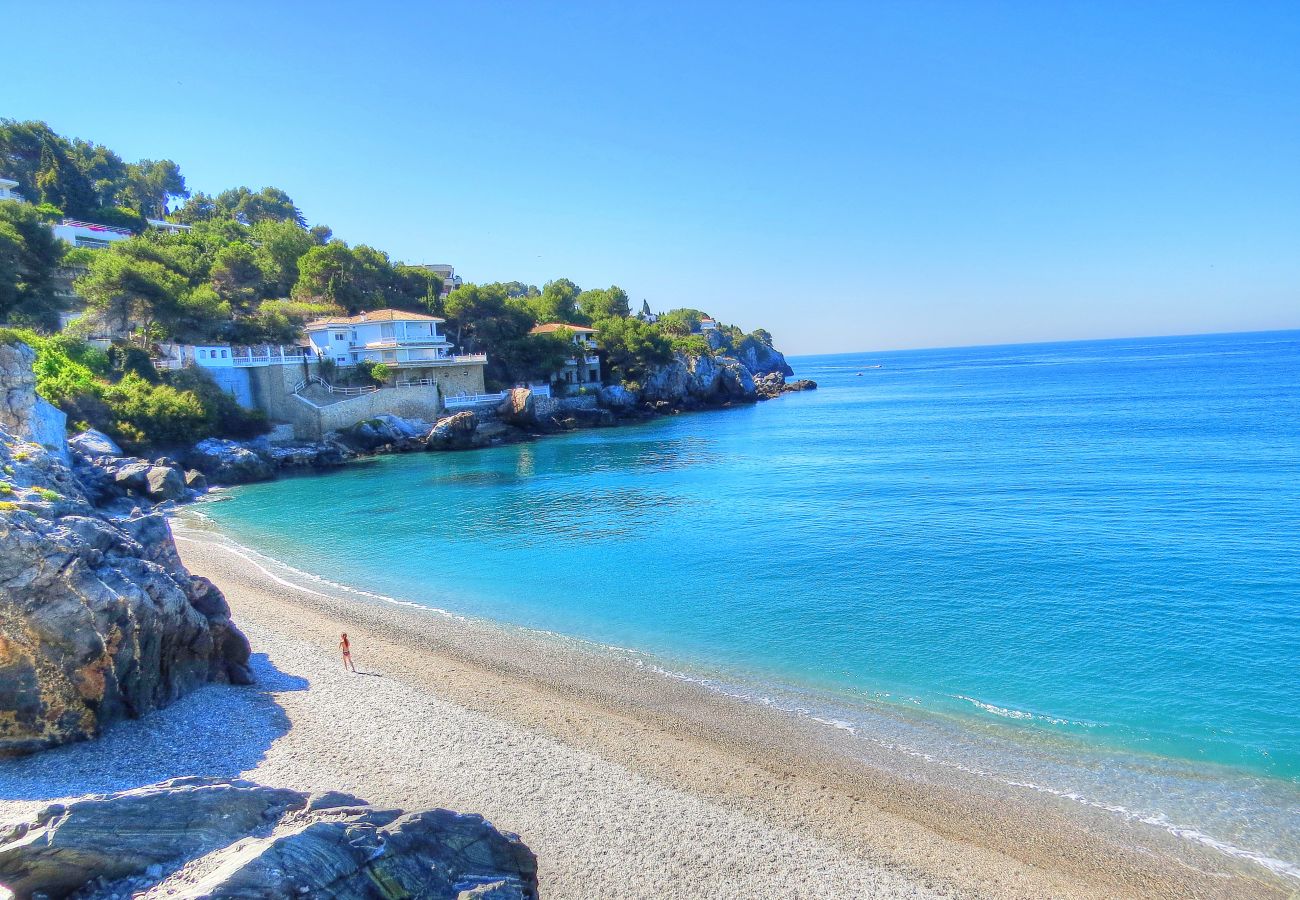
(210, 241), (266, 310)
(0, 201), (66, 329)
(598, 316), (673, 383)
(76, 248), (201, 342)
(532, 277), (582, 324)
(216, 186), (305, 226)
(119, 159), (188, 218)
(292, 241), (360, 310)
(576, 285), (630, 323)
(172, 191), (219, 224)
(249, 219), (315, 296)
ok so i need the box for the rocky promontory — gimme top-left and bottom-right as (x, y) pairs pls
(0, 777), (539, 899)
(0, 343), (253, 757)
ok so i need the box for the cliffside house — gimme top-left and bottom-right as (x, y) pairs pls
(529, 322), (601, 386)
(637, 299), (659, 324)
(0, 178), (22, 202)
(146, 310), (490, 441)
(698, 316), (718, 332)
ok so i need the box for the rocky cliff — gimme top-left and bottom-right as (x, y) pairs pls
(0, 777), (539, 899)
(0, 341), (253, 756)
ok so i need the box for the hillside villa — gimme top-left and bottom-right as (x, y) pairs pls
(529, 322), (601, 386)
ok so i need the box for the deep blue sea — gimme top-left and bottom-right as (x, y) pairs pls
(196, 330), (1300, 879)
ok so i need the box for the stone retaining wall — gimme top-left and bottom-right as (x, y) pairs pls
(535, 395), (598, 420)
(289, 385), (443, 440)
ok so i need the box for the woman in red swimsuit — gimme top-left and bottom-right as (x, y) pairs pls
(340, 632), (357, 673)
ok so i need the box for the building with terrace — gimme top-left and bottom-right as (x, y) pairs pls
(0, 178), (22, 202)
(529, 322), (602, 386)
(304, 308), (488, 394)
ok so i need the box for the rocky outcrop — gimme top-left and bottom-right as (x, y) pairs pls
(754, 371), (819, 400)
(0, 342), (69, 462)
(640, 352), (757, 408)
(497, 387), (537, 427)
(68, 429), (122, 459)
(425, 411), (483, 451)
(0, 777), (538, 899)
(0, 342), (252, 756)
(597, 384), (638, 410)
(184, 437), (276, 485)
(335, 414), (431, 453)
(733, 334), (794, 377)
(0, 432), (253, 756)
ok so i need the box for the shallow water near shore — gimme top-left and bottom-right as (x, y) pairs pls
(194, 330), (1300, 881)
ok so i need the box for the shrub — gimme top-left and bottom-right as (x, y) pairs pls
(0, 501), (17, 512)
(668, 333), (711, 357)
(355, 359), (389, 386)
(102, 373), (210, 451)
(36, 488), (59, 502)
(0, 482), (12, 495)
(166, 367), (269, 440)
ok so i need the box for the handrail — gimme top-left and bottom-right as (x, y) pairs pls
(293, 375), (378, 397)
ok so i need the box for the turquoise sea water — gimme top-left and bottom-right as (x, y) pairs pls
(197, 330), (1300, 878)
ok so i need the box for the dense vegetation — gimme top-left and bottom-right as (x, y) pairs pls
(1, 119), (781, 446)
(0, 327), (266, 452)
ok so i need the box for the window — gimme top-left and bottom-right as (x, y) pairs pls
(198, 349), (206, 359)
(334, 332), (347, 342)
(221, 349), (228, 358)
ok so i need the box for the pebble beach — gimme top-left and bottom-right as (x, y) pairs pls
(0, 526), (1286, 899)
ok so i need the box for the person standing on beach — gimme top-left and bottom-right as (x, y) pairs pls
(340, 632), (357, 673)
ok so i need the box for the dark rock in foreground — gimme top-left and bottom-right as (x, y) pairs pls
(0, 777), (538, 900)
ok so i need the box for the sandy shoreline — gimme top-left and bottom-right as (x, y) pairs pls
(1, 523), (1288, 898)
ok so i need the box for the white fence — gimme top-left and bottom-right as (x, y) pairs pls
(292, 375), (378, 397)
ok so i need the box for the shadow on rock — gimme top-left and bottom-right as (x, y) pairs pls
(0, 654), (306, 802)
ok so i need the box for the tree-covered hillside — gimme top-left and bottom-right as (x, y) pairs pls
(1, 120), (787, 445)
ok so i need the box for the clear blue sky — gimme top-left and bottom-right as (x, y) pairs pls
(4, 1), (1298, 353)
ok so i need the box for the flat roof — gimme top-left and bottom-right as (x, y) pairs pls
(530, 322), (597, 335)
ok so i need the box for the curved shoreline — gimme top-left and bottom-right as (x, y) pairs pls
(153, 518), (1289, 898)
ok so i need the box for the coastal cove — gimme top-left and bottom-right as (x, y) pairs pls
(188, 331), (1300, 891)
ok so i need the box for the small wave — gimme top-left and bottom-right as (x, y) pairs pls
(955, 695), (1089, 728)
(641, 661), (1300, 883)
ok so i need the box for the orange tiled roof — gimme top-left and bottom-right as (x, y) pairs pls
(305, 309), (445, 328)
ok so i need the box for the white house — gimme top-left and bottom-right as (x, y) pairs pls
(637, 299), (659, 324)
(0, 178), (22, 202)
(698, 316), (718, 332)
(305, 309), (473, 368)
(529, 322), (601, 385)
(50, 219), (135, 251)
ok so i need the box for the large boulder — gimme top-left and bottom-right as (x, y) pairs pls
(68, 428), (123, 459)
(336, 415), (429, 452)
(425, 411), (481, 451)
(184, 438), (275, 485)
(1, 429), (252, 756)
(597, 384), (638, 411)
(144, 464), (187, 502)
(497, 387), (537, 427)
(0, 778), (539, 900)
